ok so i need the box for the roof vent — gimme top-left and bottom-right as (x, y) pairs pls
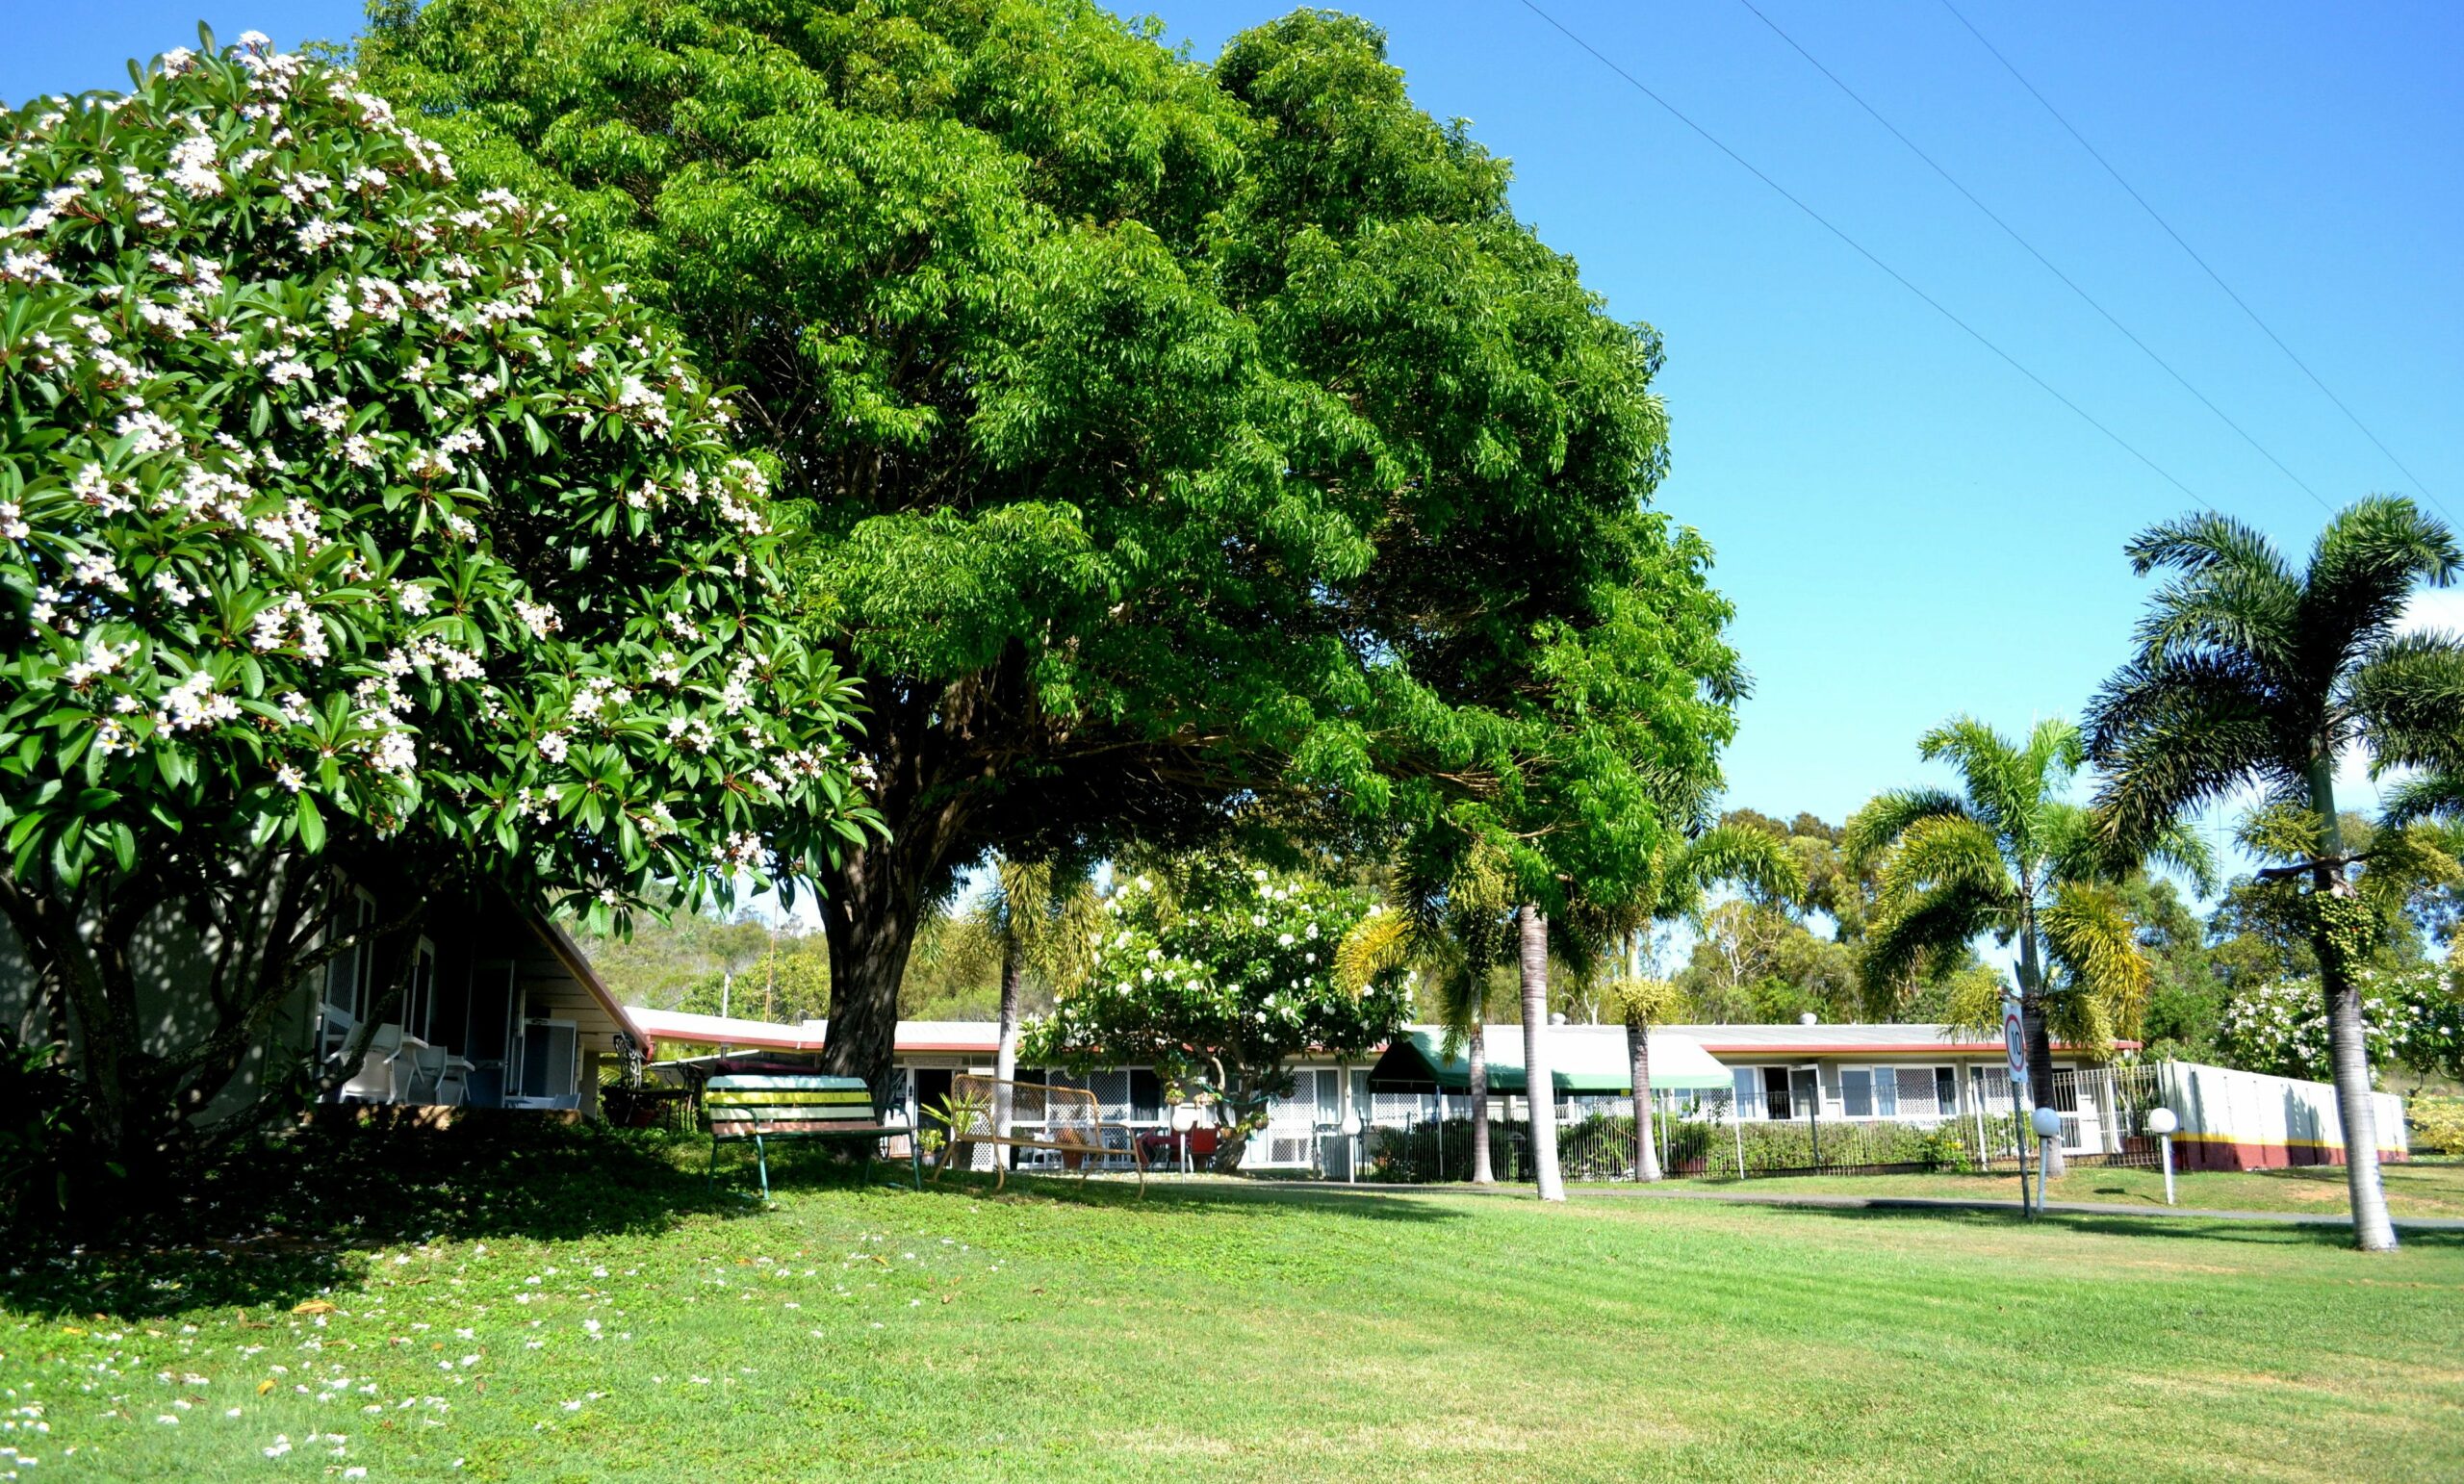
(1799, 1011), (1819, 1026)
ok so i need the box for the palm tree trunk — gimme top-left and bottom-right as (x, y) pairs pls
(993, 940), (1022, 1144)
(1519, 905), (1565, 1202)
(1628, 1018), (1660, 1182)
(2015, 908), (2066, 1181)
(1469, 1021), (1494, 1185)
(2311, 760), (2399, 1251)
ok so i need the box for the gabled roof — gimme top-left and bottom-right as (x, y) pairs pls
(528, 911), (651, 1048)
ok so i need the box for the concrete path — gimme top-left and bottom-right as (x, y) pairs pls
(1188, 1176), (2464, 1231)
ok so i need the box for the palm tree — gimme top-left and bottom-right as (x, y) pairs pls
(965, 857), (1102, 1142)
(2085, 499), (2464, 1250)
(1847, 716), (2209, 1180)
(1513, 902), (1567, 1201)
(1583, 824), (1805, 1181)
(1338, 842), (1515, 1184)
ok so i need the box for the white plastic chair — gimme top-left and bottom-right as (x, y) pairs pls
(338, 1023), (411, 1103)
(405, 1043), (473, 1106)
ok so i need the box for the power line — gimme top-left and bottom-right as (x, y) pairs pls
(1937, 0), (2453, 525)
(1731, 0), (2333, 518)
(1510, 0), (2214, 510)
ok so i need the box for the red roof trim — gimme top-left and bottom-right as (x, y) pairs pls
(1695, 1040), (2141, 1057)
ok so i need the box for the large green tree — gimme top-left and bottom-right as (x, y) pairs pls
(2085, 499), (2464, 1251)
(1847, 717), (2209, 1179)
(360, 2), (1741, 1098)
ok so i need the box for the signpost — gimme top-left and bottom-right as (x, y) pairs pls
(2002, 993), (2033, 1216)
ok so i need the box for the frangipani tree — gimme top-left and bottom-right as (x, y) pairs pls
(1847, 717), (2211, 1178)
(2086, 499), (2464, 1250)
(0, 36), (872, 1173)
(1027, 858), (1410, 1170)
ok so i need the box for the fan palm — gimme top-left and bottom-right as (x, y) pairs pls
(2084, 498), (2464, 1250)
(1847, 716), (2211, 1179)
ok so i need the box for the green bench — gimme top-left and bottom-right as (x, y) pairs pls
(704, 1073), (921, 1198)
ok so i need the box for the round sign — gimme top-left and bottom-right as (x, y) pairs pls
(2001, 997), (2030, 1096)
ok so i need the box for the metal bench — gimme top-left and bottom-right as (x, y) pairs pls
(704, 1073), (920, 1198)
(932, 1074), (1144, 1195)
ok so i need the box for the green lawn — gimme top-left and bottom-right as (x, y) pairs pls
(1626, 1158), (2464, 1219)
(5, 1128), (2461, 1482)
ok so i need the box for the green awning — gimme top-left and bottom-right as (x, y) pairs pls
(1365, 1027), (1733, 1095)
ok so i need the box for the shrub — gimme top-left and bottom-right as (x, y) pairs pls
(2410, 1094), (2464, 1156)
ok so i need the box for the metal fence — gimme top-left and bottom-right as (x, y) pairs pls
(1357, 1063), (2171, 1183)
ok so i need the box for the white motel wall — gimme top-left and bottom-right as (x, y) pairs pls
(629, 1011), (2410, 1177)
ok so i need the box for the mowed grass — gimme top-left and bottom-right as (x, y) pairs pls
(1636, 1158), (2464, 1219)
(4, 1130), (2461, 1483)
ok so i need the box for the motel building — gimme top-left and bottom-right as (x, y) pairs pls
(625, 1010), (2408, 1179)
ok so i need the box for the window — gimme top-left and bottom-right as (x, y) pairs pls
(1873, 1067), (1898, 1117)
(1732, 1067), (1759, 1118)
(1841, 1068), (1875, 1118)
(1933, 1066), (1960, 1114)
(1761, 1066), (1792, 1121)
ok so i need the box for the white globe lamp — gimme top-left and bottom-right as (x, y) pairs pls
(2147, 1107), (2180, 1206)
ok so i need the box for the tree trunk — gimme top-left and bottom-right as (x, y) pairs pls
(1468, 1021), (1494, 1185)
(1628, 1018), (1660, 1182)
(993, 940), (1023, 1143)
(816, 837), (929, 1106)
(2310, 760), (2399, 1251)
(1518, 904), (1565, 1202)
(2015, 907), (2066, 1180)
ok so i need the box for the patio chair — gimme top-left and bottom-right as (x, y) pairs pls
(338, 1023), (412, 1103)
(407, 1043), (473, 1106)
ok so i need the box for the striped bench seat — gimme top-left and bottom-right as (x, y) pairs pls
(705, 1074), (920, 1197)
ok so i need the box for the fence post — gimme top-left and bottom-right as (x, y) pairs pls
(1971, 1066), (1989, 1170)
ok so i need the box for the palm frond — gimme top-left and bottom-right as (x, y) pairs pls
(1333, 909), (1417, 995)
(1918, 717), (2028, 839)
(2124, 510), (2292, 582)
(2384, 772), (2464, 830)
(1841, 787), (1968, 872)
(1601, 975), (1688, 1030)
(2041, 880), (2153, 1047)
(2348, 629), (2464, 774)
(1861, 883), (1997, 990)
(1673, 823), (1809, 910)
(1873, 814), (2016, 909)
(2300, 497), (2460, 679)
(2085, 652), (2284, 859)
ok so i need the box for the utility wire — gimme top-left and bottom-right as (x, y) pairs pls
(1938, 0), (2452, 525)
(1510, 0), (2214, 510)
(1732, 0), (2333, 518)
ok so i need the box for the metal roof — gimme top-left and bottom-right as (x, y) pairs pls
(627, 1010), (2123, 1062)
(1368, 1026), (1732, 1094)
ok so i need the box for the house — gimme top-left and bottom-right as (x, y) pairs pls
(629, 1009), (2405, 1175)
(1, 890), (648, 1123)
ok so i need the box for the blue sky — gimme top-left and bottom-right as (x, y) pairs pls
(12, 2), (2460, 870)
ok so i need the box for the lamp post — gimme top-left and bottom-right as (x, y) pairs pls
(2028, 1105), (2063, 1219)
(2147, 1107), (2179, 1207)
(1340, 1107), (1364, 1187)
